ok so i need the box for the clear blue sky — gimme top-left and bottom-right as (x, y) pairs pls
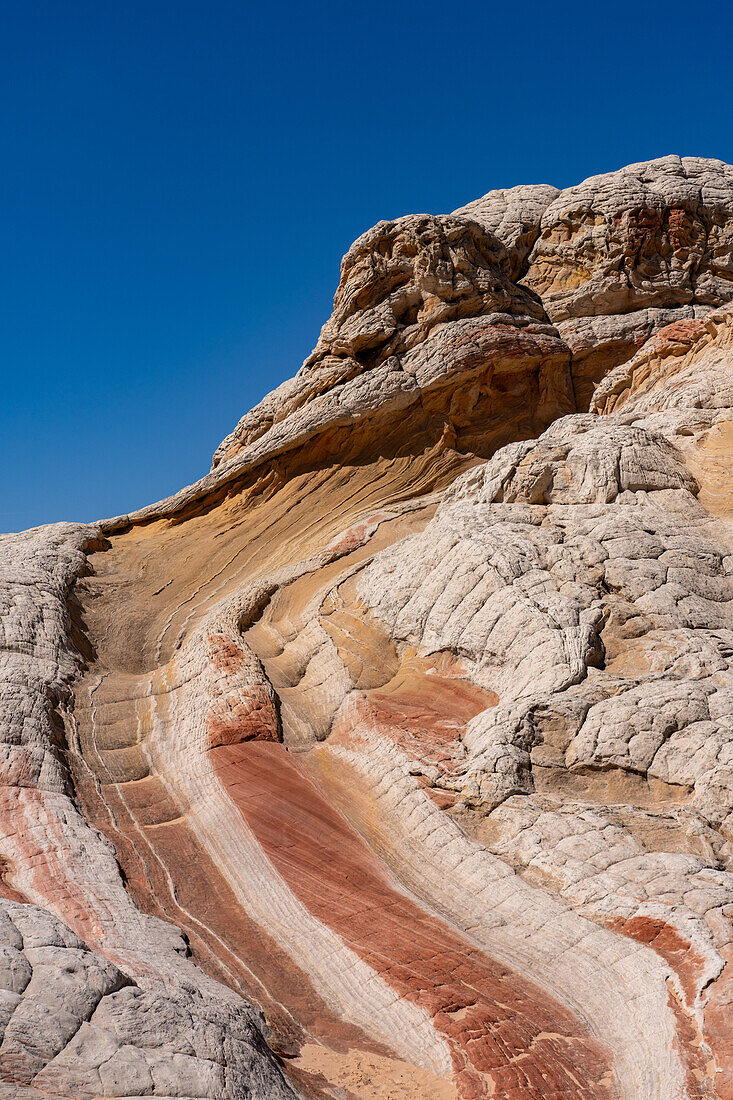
(2, 0), (731, 532)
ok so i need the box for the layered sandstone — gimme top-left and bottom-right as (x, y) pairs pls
(2, 157), (733, 1100)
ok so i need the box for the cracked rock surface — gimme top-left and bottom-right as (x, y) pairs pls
(3, 157), (733, 1099)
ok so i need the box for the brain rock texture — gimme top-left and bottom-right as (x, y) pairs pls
(3, 155), (733, 1100)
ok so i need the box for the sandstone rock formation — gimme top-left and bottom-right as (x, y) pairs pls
(2, 155), (733, 1099)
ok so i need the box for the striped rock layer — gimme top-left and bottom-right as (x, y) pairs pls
(2, 157), (733, 1100)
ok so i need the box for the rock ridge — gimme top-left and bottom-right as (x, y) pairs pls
(3, 156), (733, 1100)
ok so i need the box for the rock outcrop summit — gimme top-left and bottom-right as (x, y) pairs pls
(3, 155), (733, 1100)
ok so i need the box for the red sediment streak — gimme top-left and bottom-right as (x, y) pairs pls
(610, 916), (730, 1098)
(206, 632), (280, 746)
(666, 989), (719, 1100)
(208, 633), (248, 672)
(607, 916), (721, 1098)
(656, 317), (708, 346)
(607, 915), (707, 1007)
(211, 741), (616, 1100)
(327, 512), (390, 556)
(703, 944), (733, 1100)
(0, 787), (120, 950)
(424, 783), (460, 810)
(0, 854), (27, 904)
(206, 685), (280, 747)
(350, 673), (495, 776)
(6, 773), (386, 1068)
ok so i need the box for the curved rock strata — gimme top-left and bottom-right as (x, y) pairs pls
(3, 157), (733, 1099)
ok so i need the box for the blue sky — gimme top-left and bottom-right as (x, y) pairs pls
(2, 0), (731, 531)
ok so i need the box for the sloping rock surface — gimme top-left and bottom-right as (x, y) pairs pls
(3, 157), (733, 1100)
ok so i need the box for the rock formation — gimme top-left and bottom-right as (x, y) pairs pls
(2, 155), (733, 1099)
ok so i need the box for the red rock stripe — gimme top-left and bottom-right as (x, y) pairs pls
(67, 722), (391, 1068)
(212, 742), (616, 1100)
(608, 915), (707, 1007)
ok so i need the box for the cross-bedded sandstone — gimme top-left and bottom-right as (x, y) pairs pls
(3, 158), (733, 1099)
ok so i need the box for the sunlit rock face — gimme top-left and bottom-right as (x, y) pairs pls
(459, 157), (733, 409)
(2, 157), (733, 1100)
